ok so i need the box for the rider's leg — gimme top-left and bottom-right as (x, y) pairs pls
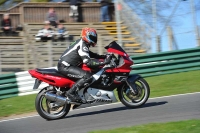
(67, 75), (92, 101)
(58, 64), (93, 101)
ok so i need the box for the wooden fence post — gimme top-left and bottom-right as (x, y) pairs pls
(98, 35), (103, 55)
(19, 5), (24, 25)
(23, 42), (29, 71)
(167, 26), (173, 51)
(48, 41), (53, 67)
(197, 25), (200, 47)
(156, 35), (161, 52)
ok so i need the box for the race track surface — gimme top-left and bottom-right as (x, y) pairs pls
(1, 93), (200, 133)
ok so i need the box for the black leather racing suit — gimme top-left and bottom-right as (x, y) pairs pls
(57, 38), (107, 101)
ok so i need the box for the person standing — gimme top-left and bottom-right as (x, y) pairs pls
(62, 0), (81, 22)
(1, 14), (12, 36)
(69, 0), (79, 18)
(100, 0), (110, 22)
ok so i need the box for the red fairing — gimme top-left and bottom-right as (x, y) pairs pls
(29, 70), (75, 88)
(108, 48), (128, 57)
(81, 64), (92, 72)
(106, 47), (133, 73)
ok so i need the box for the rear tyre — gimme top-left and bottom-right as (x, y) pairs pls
(35, 87), (71, 120)
(118, 77), (150, 108)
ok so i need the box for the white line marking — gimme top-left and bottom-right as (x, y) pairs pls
(150, 92), (200, 99)
(0, 115), (39, 123)
(0, 92), (200, 123)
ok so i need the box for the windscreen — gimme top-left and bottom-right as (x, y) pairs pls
(105, 41), (128, 56)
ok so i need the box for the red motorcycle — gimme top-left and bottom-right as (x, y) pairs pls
(29, 41), (150, 120)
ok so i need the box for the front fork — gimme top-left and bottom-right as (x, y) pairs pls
(125, 80), (138, 95)
(124, 74), (142, 95)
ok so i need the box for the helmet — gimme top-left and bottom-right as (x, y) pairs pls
(81, 27), (97, 47)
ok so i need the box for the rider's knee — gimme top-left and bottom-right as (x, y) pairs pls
(84, 72), (93, 82)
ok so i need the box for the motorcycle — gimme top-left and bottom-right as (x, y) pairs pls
(29, 41), (150, 120)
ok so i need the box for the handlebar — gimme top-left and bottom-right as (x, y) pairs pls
(103, 54), (117, 69)
(110, 58), (117, 68)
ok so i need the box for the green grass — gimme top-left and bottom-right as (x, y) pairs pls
(146, 70), (200, 97)
(89, 119), (200, 133)
(0, 94), (36, 117)
(0, 70), (200, 118)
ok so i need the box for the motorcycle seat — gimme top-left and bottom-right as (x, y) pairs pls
(36, 68), (66, 78)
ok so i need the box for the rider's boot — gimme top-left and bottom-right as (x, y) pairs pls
(66, 76), (93, 102)
(66, 78), (85, 102)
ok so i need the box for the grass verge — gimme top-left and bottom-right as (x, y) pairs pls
(0, 94), (36, 118)
(0, 70), (200, 117)
(89, 119), (200, 133)
(147, 70), (200, 97)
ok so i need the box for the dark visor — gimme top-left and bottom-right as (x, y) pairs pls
(89, 35), (97, 44)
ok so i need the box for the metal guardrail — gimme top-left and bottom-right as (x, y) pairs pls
(131, 47), (200, 77)
(0, 47), (200, 99)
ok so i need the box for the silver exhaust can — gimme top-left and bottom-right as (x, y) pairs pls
(45, 92), (68, 106)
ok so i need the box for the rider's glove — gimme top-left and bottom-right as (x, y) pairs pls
(103, 54), (112, 65)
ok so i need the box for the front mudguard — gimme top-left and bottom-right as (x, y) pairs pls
(124, 74), (142, 95)
(127, 74), (142, 83)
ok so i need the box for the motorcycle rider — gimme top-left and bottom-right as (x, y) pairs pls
(57, 27), (111, 102)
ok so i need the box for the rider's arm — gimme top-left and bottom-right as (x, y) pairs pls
(89, 51), (106, 59)
(78, 42), (109, 67)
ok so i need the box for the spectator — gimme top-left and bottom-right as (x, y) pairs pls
(100, 0), (110, 22)
(62, 0), (79, 21)
(35, 21), (54, 42)
(57, 24), (66, 34)
(1, 13), (12, 36)
(46, 7), (58, 28)
(55, 24), (68, 41)
(61, 0), (84, 22)
(69, 0), (79, 18)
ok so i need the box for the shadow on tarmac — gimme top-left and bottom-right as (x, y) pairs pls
(65, 101), (168, 119)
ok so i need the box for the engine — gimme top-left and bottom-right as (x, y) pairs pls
(101, 74), (111, 86)
(84, 88), (117, 103)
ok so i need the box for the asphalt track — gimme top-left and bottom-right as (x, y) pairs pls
(0, 93), (200, 133)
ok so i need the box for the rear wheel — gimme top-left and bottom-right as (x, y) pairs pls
(118, 78), (150, 108)
(35, 87), (71, 120)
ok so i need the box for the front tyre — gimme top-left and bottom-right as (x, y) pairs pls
(35, 87), (71, 120)
(118, 77), (150, 108)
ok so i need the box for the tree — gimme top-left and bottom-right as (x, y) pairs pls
(124, 0), (179, 27)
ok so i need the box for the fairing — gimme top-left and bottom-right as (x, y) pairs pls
(105, 41), (133, 73)
(29, 69), (75, 88)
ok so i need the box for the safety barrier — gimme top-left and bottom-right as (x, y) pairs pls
(0, 47), (200, 99)
(0, 71), (48, 99)
(131, 47), (200, 77)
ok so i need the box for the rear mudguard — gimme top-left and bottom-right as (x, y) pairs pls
(33, 79), (42, 90)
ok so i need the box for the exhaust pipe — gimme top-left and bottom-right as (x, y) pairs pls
(45, 92), (81, 106)
(45, 92), (69, 106)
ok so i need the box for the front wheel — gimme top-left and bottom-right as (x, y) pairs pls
(35, 87), (71, 120)
(118, 77), (150, 108)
